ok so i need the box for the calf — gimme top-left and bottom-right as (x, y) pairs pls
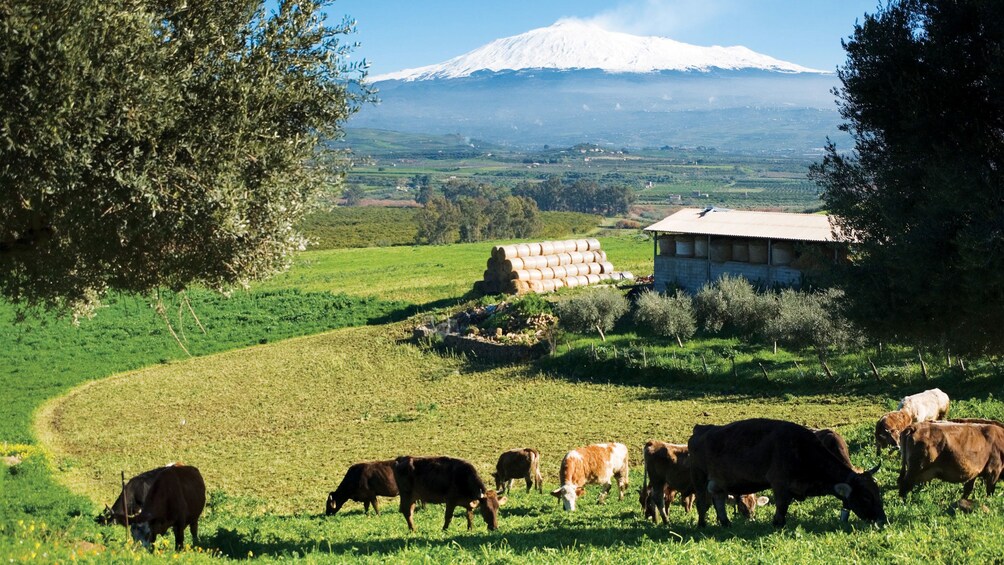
(551, 442), (629, 511)
(326, 460), (398, 516)
(97, 463), (178, 526)
(898, 421), (1004, 500)
(492, 448), (543, 494)
(875, 410), (914, 455)
(129, 465), (206, 551)
(640, 441), (694, 524)
(393, 455), (506, 532)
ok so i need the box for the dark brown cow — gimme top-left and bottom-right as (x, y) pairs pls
(129, 465), (206, 551)
(326, 460), (398, 516)
(640, 441), (695, 524)
(97, 464), (178, 526)
(393, 456), (507, 532)
(492, 448), (543, 494)
(688, 419), (885, 528)
(898, 421), (1004, 500)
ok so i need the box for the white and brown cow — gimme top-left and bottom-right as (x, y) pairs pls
(551, 442), (629, 511)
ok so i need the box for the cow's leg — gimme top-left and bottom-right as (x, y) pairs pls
(465, 507), (475, 530)
(652, 484), (669, 524)
(363, 500), (371, 515)
(598, 481), (612, 504)
(962, 478), (976, 499)
(173, 523), (185, 551)
(525, 474), (533, 493)
(400, 497), (417, 532)
(771, 491), (792, 527)
(189, 520), (199, 546)
(372, 497), (380, 515)
(617, 472), (628, 501)
(692, 469), (711, 527)
(442, 502), (456, 531)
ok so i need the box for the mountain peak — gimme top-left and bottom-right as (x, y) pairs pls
(371, 21), (827, 82)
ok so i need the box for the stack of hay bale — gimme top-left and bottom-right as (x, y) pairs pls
(474, 238), (635, 295)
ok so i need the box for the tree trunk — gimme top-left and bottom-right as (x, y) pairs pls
(918, 350), (928, 380)
(596, 325), (606, 342)
(868, 357), (882, 381)
(676, 335), (684, 348)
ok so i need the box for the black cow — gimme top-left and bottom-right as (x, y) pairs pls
(688, 419), (885, 528)
(326, 460), (398, 516)
(97, 464), (177, 526)
(393, 455), (506, 531)
(130, 465), (206, 551)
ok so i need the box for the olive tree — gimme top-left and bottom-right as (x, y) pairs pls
(0, 1), (368, 319)
(555, 287), (629, 341)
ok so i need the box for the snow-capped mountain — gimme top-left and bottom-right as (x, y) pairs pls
(372, 20), (825, 82)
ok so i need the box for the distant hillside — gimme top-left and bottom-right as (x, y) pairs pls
(332, 129), (497, 159)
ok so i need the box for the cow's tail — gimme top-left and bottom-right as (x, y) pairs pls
(529, 448), (543, 492)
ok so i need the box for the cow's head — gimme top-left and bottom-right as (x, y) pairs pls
(470, 490), (506, 530)
(833, 464), (886, 525)
(639, 486), (657, 521)
(129, 521), (153, 548)
(491, 471), (502, 492)
(875, 411), (912, 453)
(551, 483), (585, 511)
(325, 492), (341, 516)
(729, 494), (770, 519)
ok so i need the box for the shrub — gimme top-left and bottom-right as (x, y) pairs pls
(765, 288), (862, 360)
(633, 290), (696, 346)
(694, 275), (775, 338)
(555, 288), (629, 341)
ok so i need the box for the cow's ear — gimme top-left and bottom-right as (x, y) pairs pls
(497, 496), (508, 507)
(834, 483), (852, 499)
(550, 488), (563, 498)
(756, 496), (770, 507)
(468, 499), (480, 509)
(575, 487), (585, 497)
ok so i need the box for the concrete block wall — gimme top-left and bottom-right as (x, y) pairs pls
(655, 256), (805, 292)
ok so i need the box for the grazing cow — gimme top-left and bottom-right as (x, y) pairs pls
(640, 441), (695, 524)
(326, 460), (398, 516)
(876, 389), (952, 454)
(551, 442), (629, 511)
(898, 421), (1004, 500)
(97, 463), (178, 526)
(129, 465), (206, 551)
(900, 388), (951, 423)
(393, 456), (506, 532)
(492, 448), (543, 494)
(689, 419), (885, 528)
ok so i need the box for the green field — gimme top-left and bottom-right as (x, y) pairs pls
(5, 233), (1004, 563)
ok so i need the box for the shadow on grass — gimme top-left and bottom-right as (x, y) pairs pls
(202, 508), (882, 560)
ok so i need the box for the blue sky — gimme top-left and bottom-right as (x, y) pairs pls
(333, 0), (882, 76)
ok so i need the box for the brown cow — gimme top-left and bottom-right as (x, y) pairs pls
(393, 456), (506, 532)
(129, 465), (206, 551)
(97, 463), (178, 526)
(326, 460), (398, 516)
(492, 448), (543, 494)
(551, 442), (629, 511)
(689, 419), (885, 528)
(898, 421), (1004, 500)
(875, 410), (914, 455)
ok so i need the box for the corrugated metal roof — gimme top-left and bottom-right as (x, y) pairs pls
(643, 207), (836, 242)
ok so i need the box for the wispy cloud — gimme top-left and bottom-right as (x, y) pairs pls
(559, 0), (732, 37)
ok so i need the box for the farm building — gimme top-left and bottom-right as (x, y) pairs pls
(643, 207), (841, 292)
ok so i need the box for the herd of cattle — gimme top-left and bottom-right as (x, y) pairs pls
(98, 388), (1004, 550)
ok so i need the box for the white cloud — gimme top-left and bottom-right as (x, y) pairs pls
(559, 0), (732, 37)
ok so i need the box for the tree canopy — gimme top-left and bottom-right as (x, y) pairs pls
(0, 1), (367, 319)
(810, 0), (1004, 355)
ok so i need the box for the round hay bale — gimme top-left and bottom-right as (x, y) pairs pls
(749, 241), (768, 264)
(599, 273), (613, 281)
(551, 266), (568, 279)
(563, 276), (579, 288)
(710, 239), (732, 262)
(528, 242), (543, 256)
(586, 274), (601, 284)
(528, 269), (543, 281)
(491, 246), (503, 261)
(772, 242), (794, 266)
(505, 257), (524, 271)
(545, 254), (560, 268)
(556, 253), (572, 266)
(540, 267), (555, 279)
(528, 280), (544, 293)
(569, 251), (584, 264)
(658, 235), (676, 256)
(540, 241), (555, 255)
(571, 264), (588, 277)
(541, 279), (556, 292)
(551, 240), (566, 254)
(523, 256), (547, 269)
(516, 243), (531, 257)
(621, 271), (635, 280)
(575, 239), (590, 252)
(586, 238), (601, 250)
(675, 235), (694, 257)
(694, 237), (709, 258)
(553, 278), (565, 289)
(498, 245), (519, 260)
(575, 275), (590, 286)
(596, 250), (607, 262)
(587, 262), (602, 275)
(600, 261), (615, 274)
(512, 269), (531, 281)
(732, 240), (750, 262)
